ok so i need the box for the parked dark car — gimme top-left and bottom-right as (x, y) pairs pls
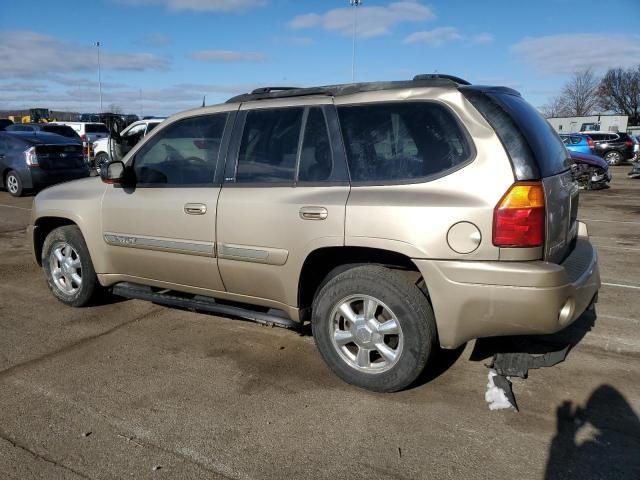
(0, 119), (14, 131)
(0, 132), (89, 197)
(570, 150), (611, 190)
(5, 123), (82, 141)
(583, 131), (635, 165)
(560, 133), (594, 155)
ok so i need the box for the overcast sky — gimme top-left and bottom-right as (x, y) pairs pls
(1, 0), (639, 116)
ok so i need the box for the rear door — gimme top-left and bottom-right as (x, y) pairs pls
(101, 111), (234, 291)
(216, 101), (350, 308)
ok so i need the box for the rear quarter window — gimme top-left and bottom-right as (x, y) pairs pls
(337, 102), (473, 184)
(462, 88), (570, 179)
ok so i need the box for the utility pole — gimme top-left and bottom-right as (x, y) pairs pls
(350, 0), (361, 82)
(95, 41), (103, 113)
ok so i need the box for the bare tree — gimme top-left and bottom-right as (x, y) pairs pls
(598, 66), (640, 126)
(560, 69), (600, 117)
(540, 95), (569, 118)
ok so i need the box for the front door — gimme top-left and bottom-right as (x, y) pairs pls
(216, 102), (350, 308)
(101, 110), (234, 291)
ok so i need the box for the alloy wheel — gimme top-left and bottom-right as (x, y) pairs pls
(7, 175), (18, 194)
(49, 242), (82, 295)
(329, 295), (404, 373)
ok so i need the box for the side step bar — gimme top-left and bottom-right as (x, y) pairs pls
(112, 282), (299, 329)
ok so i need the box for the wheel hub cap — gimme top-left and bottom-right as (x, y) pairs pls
(329, 295), (404, 373)
(49, 242), (82, 295)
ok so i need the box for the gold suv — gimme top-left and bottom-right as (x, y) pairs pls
(28, 75), (600, 392)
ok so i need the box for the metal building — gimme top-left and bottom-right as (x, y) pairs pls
(546, 115), (628, 134)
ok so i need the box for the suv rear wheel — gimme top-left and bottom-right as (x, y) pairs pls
(605, 150), (622, 165)
(312, 265), (436, 392)
(42, 225), (102, 307)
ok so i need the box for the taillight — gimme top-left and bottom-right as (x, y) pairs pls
(80, 134), (87, 142)
(24, 147), (39, 167)
(587, 136), (594, 152)
(493, 182), (545, 248)
(624, 139), (633, 147)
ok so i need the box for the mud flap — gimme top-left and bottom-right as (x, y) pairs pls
(488, 345), (570, 379)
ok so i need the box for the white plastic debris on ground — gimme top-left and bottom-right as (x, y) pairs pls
(485, 369), (514, 410)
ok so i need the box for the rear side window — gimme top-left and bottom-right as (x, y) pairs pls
(85, 123), (108, 133)
(298, 108), (333, 183)
(236, 107), (303, 183)
(463, 88), (570, 179)
(338, 102), (472, 183)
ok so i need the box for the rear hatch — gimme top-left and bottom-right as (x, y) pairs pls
(36, 144), (85, 170)
(461, 86), (578, 263)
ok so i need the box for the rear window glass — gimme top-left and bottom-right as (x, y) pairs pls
(85, 123), (108, 133)
(338, 102), (473, 183)
(43, 125), (79, 138)
(463, 88), (570, 179)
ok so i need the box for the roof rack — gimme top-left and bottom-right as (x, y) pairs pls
(226, 74), (472, 104)
(412, 74), (471, 85)
(250, 87), (299, 95)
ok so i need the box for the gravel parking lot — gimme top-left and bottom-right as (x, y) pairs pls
(0, 167), (638, 479)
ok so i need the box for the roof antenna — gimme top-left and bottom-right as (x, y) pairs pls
(202, 95), (206, 108)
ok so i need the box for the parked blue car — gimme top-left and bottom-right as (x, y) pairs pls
(560, 133), (595, 155)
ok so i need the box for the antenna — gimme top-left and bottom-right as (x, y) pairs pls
(350, 0), (362, 82)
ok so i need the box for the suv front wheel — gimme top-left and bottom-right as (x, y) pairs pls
(312, 265), (436, 392)
(42, 225), (102, 307)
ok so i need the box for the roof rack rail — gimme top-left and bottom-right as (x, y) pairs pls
(412, 74), (471, 85)
(226, 74), (473, 103)
(250, 87), (299, 95)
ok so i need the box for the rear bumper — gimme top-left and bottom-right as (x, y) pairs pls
(27, 167), (90, 190)
(415, 222), (600, 348)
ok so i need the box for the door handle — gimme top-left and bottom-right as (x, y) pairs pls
(184, 203), (207, 215)
(299, 206), (328, 220)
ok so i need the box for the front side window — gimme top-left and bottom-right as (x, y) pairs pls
(236, 108), (303, 183)
(338, 102), (473, 183)
(133, 113), (228, 186)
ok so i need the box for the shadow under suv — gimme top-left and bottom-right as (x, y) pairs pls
(27, 75), (600, 392)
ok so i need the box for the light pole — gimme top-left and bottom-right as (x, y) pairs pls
(350, 0), (361, 82)
(95, 41), (103, 113)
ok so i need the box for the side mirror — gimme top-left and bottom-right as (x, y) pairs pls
(100, 160), (126, 184)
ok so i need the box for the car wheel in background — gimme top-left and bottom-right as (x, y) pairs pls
(312, 265), (437, 392)
(42, 225), (103, 307)
(5, 170), (23, 197)
(94, 153), (110, 175)
(605, 151), (623, 166)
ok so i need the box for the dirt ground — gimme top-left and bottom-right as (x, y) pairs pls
(0, 166), (638, 479)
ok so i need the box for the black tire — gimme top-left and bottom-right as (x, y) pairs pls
(94, 152), (110, 175)
(312, 265), (437, 392)
(605, 150), (622, 166)
(5, 170), (23, 197)
(42, 225), (102, 307)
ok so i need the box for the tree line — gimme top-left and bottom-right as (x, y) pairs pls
(540, 66), (640, 126)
